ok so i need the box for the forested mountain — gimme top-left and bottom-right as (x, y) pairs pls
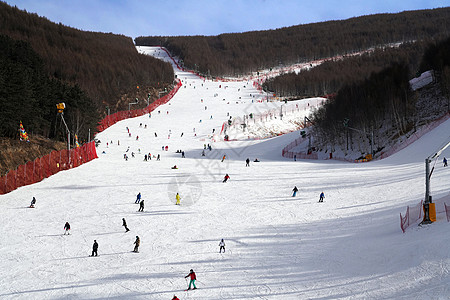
(0, 1), (174, 175)
(311, 37), (450, 158)
(0, 1), (174, 128)
(136, 8), (450, 77)
(262, 41), (429, 98)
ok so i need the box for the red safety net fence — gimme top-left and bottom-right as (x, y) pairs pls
(400, 200), (423, 233)
(97, 80), (182, 132)
(1, 80), (182, 195)
(282, 136), (318, 160)
(0, 141), (97, 194)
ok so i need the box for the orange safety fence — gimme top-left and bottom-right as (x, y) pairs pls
(97, 80), (182, 132)
(1, 78), (183, 195)
(0, 141), (97, 194)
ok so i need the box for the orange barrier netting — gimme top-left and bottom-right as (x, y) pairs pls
(97, 80), (182, 132)
(0, 141), (98, 194)
(1, 80), (182, 195)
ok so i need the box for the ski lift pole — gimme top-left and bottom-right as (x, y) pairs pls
(422, 139), (450, 224)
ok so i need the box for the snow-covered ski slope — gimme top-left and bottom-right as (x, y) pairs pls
(0, 46), (449, 299)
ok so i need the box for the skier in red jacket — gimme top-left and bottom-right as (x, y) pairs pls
(222, 174), (230, 183)
(184, 269), (197, 290)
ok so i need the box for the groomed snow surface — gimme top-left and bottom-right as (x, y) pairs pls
(1, 47), (449, 300)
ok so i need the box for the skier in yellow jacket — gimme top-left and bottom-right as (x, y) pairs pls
(175, 193), (181, 205)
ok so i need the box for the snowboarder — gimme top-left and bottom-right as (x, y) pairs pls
(444, 157), (448, 167)
(185, 269), (197, 290)
(171, 165), (178, 169)
(319, 192), (325, 202)
(223, 174), (230, 183)
(64, 222), (71, 235)
(30, 197), (36, 208)
(138, 200), (144, 212)
(172, 296), (180, 300)
(91, 240), (98, 256)
(133, 236), (140, 252)
(135, 192), (141, 204)
(122, 218), (130, 232)
(292, 186), (298, 197)
(176, 193), (181, 205)
(245, 158), (250, 167)
(219, 239), (225, 253)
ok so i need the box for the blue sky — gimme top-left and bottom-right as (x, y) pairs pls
(5, 0), (449, 38)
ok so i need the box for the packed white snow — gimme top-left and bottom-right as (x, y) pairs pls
(0, 46), (449, 299)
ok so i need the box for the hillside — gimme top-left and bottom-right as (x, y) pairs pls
(135, 7), (450, 77)
(0, 1), (174, 113)
(0, 47), (449, 299)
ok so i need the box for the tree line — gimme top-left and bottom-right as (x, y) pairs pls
(136, 8), (450, 78)
(0, 1), (174, 141)
(310, 37), (450, 157)
(0, 34), (98, 142)
(262, 41), (430, 98)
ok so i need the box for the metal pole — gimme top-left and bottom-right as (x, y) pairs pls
(88, 128), (91, 143)
(425, 158), (430, 204)
(371, 130), (374, 156)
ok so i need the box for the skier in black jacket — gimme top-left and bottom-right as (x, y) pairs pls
(91, 240), (98, 256)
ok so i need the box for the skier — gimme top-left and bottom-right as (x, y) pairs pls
(223, 174), (230, 183)
(184, 269), (197, 290)
(64, 222), (71, 235)
(221, 154), (226, 162)
(122, 218), (130, 232)
(144, 154), (148, 161)
(135, 192), (141, 204)
(319, 192), (325, 202)
(176, 193), (181, 205)
(138, 200), (145, 212)
(91, 240), (98, 256)
(172, 296), (180, 300)
(219, 239), (225, 253)
(157, 154), (160, 161)
(181, 151), (185, 158)
(245, 158), (250, 167)
(30, 197), (36, 208)
(444, 157), (448, 167)
(292, 186), (298, 197)
(133, 236), (140, 252)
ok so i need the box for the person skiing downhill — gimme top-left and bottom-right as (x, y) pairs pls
(319, 192), (325, 202)
(185, 269), (197, 290)
(138, 200), (144, 212)
(64, 222), (71, 235)
(91, 240), (98, 256)
(219, 239), (225, 253)
(444, 157), (448, 167)
(172, 296), (180, 300)
(30, 197), (36, 208)
(223, 174), (230, 183)
(122, 218), (130, 232)
(133, 236), (140, 252)
(245, 158), (250, 167)
(175, 193), (181, 205)
(292, 186), (298, 197)
(135, 192), (141, 204)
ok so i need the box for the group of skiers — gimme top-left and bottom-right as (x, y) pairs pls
(292, 187), (325, 202)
